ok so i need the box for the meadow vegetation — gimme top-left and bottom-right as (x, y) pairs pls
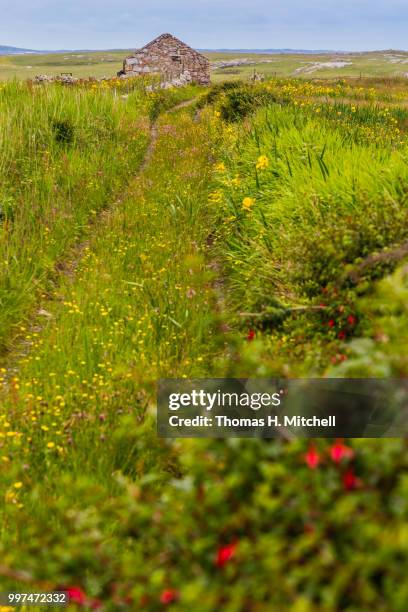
(0, 76), (408, 610)
(2, 49), (408, 82)
(209, 79), (408, 376)
(0, 78), (200, 352)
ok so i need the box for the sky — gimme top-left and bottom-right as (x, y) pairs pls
(0, 0), (407, 51)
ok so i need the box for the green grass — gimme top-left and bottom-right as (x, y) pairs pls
(1, 78), (408, 609)
(0, 79), (202, 354)
(0, 50), (132, 80)
(0, 97), (223, 602)
(0, 79), (151, 353)
(210, 50), (408, 81)
(208, 80), (408, 375)
(2, 49), (408, 82)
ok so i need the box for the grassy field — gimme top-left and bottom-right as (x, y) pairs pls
(210, 50), (408, 81)
(1, 48), (408, 81)
(0, 50), (132, 80)
(0, 78), (202, 353)
(1, 77), (408, 609)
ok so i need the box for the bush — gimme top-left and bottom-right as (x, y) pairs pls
(0, 195), (15, 222)
(3, 432), (407, 610)
(196, 80), (242, 108)
(52, 119), (75, 144)
(217, 84), (278, 122)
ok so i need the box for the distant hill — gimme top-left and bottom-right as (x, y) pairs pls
(1, 45), (339, 57)
(2, 45), (406, 57)
(0, 45), (40, 55)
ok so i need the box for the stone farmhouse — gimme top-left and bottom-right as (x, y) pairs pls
(119, 33), (210, 86)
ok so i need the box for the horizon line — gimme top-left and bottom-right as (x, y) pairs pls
(2, 44), (408, 55)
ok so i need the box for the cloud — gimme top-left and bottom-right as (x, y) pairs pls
(0, 0), (407, 50)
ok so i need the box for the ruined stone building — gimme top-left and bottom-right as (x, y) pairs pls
(119, 33), (210, 86)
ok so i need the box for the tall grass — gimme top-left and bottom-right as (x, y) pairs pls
(0, 104), (225, 591)
(214, 101), (408, 312)
(1, 79), (408, 609)
(0, 80), (151, 352)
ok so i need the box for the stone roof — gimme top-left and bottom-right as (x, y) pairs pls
(121, 33), (210, 86)
(137, 33), (208, 62)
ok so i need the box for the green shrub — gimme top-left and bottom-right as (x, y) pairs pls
(52, 118), (75, 144)
(2, 432), (407, 610)
(196, 80), (242, 108)
(329, 264), (408, 377)
(0, 194), (15, 222)
(217, 84), (278, 121)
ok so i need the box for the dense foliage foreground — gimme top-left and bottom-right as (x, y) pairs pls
(0, 77), (408, 610)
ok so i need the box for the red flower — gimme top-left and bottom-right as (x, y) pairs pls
(347, 314), (356, 326)
(63, 586), (101, 609)
(343, 468), (360, 491)
(66, 587), (87, 605)
(216, 542), (237, 567)
(160, 589), (179, 605)
(331, 353), (348, 365)
(328, 319), (335, 328)
(338, 331), (346, 340)
(330, 440), (354, 463)
(247, 329), (256, 342)
(305, 446), (320, 469)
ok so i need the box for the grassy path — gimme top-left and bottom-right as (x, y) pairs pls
(0, 96), (200, 384)
(0, 83), (152, 355)
(0, 101), (223, 593)
(0, 81), (204, 359)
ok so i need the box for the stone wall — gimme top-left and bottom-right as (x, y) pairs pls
(121, 33), (210, 86)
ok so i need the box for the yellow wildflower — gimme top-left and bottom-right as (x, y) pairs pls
(256, 155), (269, 170)
(242, 197), (255, 211)
(208, 191), (223, 204)
(215, 162), (226, 173)
(5, 491), (16, 503)
(13, 482), (23, 489)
